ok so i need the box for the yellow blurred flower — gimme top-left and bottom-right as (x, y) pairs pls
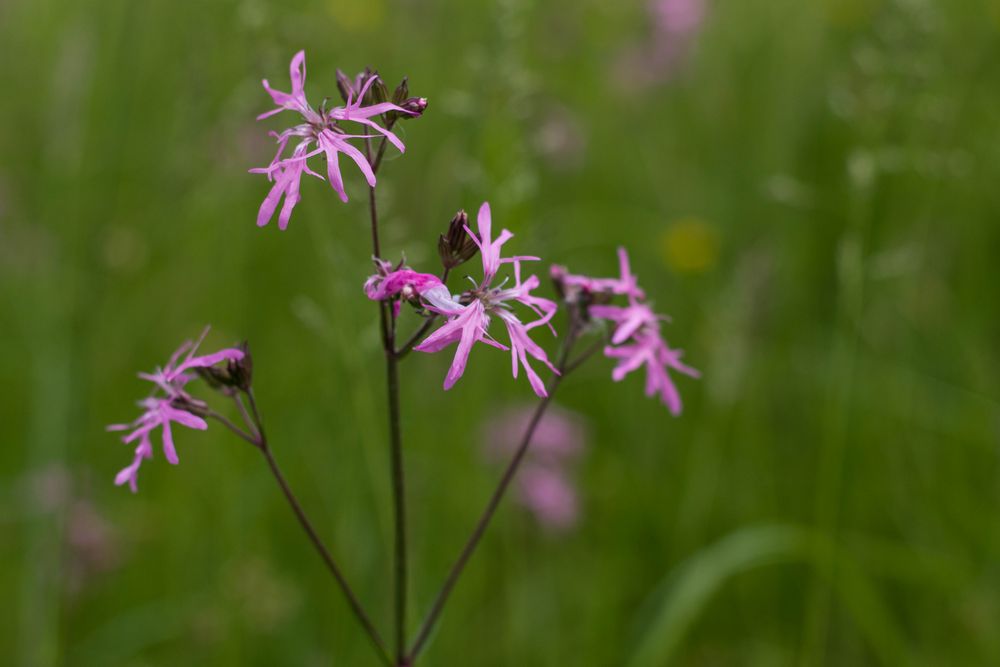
(990, 0), (1000, 30)
(328, 0), (384, 30)
(659, 217), (719, 274)
(822, 0), (880, 28)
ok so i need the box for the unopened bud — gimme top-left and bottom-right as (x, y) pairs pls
(386, 78), (426, 124)
(336, 69), (355, 104)
(194, 341), (253, 393)
(174, 395), (210, 417)
(550, 265), (568, 301)
(359, 67), (376, 105)
(368, 71), (389, 105)
(228, 341), (253, 392)
(550, 266), (611, 327)
(195, 365), (228, 391)
(438, 210), (478, 269)
(400, 97), (428, 117)
(392, 77), (410, 105)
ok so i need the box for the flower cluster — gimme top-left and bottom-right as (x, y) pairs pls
(108, 331), (244, 492)
(552, 248), (699, 414)
(365, 203), (559, 397)
(110, 48), (705, 667)
(251, 51), (426, 230)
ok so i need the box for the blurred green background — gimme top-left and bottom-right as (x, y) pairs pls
(3, 0), (1000, 664)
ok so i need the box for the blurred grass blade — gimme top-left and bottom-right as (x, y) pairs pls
(628, 524), (812, 667)
(628, 525), (914, 666)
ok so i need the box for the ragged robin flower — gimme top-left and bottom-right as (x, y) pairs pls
(251, 51), (419, 230)
(412, 203), (560, 397)
(108, 330), (244, 492)
(552, 248), (698, 413)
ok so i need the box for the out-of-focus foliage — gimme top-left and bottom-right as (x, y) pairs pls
(2, 0), (998, 664)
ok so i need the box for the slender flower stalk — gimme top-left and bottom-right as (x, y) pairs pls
(482, 405), (587, 532)
(232, 391), (393, 666)
(362, 133), (409, 665)
(407, 322), (602, 662)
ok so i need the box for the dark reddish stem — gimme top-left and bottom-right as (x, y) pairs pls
(212, 393), (392, 666)
(366, 133), (408, 665)
(406, 327), (594, 662)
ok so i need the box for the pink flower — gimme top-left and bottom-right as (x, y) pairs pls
(483, 405), (587, 533)
(109, 330), (244, 492)
(483, 405), (586, 466)
(551, 247), (645, 301)
(653, 0), (706, 41)
(364, 262), (454, 318)
(588, 301), (661, 345)
(516, 468), (579, 532)
(604, 331), (698, 415)
(414, 203), (559, 397)
(612, 0), (706, 88)
(108, 398), (208, 492)
(250, 142), (322, 230)
(364, 265), (446, 303)
(137, 329), (245, 397)
(251, 51), (416, 229)
(553, 248), (698, 413)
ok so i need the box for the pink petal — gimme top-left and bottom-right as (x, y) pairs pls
(443, 303), (486, 390)
(289, 50), (306, 97)
(160, 420), (178, 465)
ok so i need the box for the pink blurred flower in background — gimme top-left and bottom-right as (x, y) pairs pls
(22, 465), (123, 595)
(483, 405), (588, 533)
(613, 0), (706, 88)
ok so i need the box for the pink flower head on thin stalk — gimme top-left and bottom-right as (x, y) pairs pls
(413, 202), (559, 397)
(108, 330), (244, 492)
(554, 248), (698, 414)
(483, 405), (587, 533)
(251, 51), (416, 230)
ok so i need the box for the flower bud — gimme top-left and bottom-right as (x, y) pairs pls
(335, 69), (355, 104)
(195, 365), (227, 391)
(550, 265), (611, 329)
(391, 77), (410, 106)
(438, 210), (478, 269)
(194, 341), (253, 393)
(228, 341), (253, 392)
(368, 71), (389, 105)
(400, 97), (428, 117)
(550, 265), (569, 301)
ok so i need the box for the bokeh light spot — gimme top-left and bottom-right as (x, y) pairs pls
(659, 217), (720, 274)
